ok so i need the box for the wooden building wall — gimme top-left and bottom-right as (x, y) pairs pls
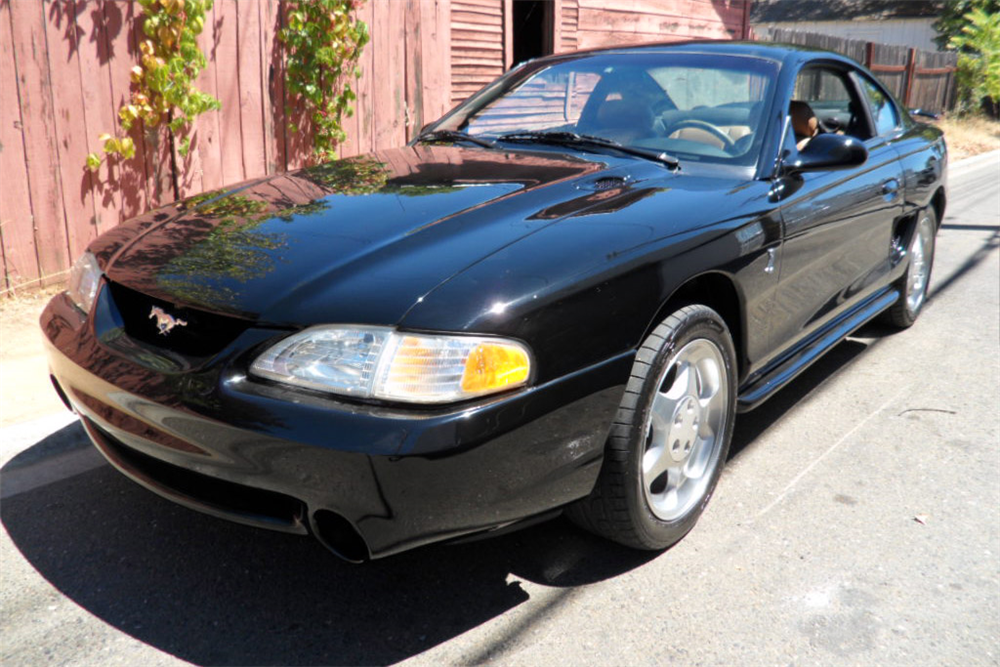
(571, 0), (748, 49)
(2, 0), (747, 295)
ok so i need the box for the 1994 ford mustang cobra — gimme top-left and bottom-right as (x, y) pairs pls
(43, 42), (946, 562)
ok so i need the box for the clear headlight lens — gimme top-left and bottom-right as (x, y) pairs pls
(66, 252), (101, 314)
(250, 325), (532, 404)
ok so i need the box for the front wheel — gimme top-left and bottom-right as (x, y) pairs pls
(567, 305), (737, 550)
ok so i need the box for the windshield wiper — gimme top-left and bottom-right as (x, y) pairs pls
(416, 129), (495, 149)
(495, 131), (679, 169)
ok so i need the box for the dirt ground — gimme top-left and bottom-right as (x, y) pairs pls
(937, 115), (1000, 160)
(2, 117), (998, 427)
(0, 287), (67, 426)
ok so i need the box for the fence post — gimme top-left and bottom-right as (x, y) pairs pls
(865, 41), (874, 69)
(903, 47), (917, 107)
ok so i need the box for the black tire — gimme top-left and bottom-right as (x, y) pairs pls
(884, 208), (937, 328)
(567, 304), (738, 550)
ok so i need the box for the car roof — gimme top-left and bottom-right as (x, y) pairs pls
(535, 40), (859, 70)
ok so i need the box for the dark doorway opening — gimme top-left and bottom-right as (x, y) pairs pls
(512, 1), (553, 68)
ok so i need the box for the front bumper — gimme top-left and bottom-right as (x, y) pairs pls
(42, 289), (628, 559)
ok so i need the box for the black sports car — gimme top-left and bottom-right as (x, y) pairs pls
(42, 42), (946, 561)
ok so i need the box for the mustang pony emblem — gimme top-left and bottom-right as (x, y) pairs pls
(149, 306), (188, 335)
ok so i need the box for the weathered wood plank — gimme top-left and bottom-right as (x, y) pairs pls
(451, 20), (502, 33)
(450, 54), (504, 67)
(404, 0), (423, 140)
(194, 1), (225, 192)
(0, 0), (39, 291)
(453, 0), (502, 10)
(451, 38), (503, 50)
(353, 0), (375, 156)
(387, 1), (407, 147)
(72, 0), (124, 233)
(372, 0), (406, 150)
(451, 29), (505, 44)
(9, 0), (70, 284)
(214, 0), (246, 181)
(43, 0), (99, 260)
(371, 0), (391, 150)
(237, 0), (267, 178)
(419, 0), (451, 125)
(260, 0), (285, 173)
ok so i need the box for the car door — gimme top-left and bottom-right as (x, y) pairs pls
(767, 65), (904, 357)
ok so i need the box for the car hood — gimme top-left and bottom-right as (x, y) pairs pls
(100, 145), (618, 325)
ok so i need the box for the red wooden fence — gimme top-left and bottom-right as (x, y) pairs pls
(0, 0), (452, 295)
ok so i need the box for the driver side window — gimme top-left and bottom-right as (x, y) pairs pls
(792, 68), (872, 144)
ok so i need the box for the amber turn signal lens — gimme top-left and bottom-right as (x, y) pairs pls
(461, 343), (531, 394)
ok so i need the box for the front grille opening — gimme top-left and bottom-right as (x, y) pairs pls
(105, 281), (252, 358)
(92, 421), (305, 530)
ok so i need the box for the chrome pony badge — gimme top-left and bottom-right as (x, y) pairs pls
(149, 306), (188, 336)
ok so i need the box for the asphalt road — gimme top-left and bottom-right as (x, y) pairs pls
(2, 152), (998, 667)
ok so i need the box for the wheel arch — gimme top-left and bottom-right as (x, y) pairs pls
(931, 186), (946, 228)
(644, 271), (746, 380)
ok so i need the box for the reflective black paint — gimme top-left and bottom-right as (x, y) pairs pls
(41, 42), (947, 558)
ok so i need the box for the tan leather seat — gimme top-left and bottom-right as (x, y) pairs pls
(593, 100), (654, 145)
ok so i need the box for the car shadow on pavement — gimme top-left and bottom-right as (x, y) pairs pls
(2, 335), (878, 666)
(2, 436), (656, 666)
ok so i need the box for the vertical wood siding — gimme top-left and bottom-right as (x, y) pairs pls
(2, 0), (746, 295)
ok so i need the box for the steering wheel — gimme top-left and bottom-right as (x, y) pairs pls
(665, 120), (735, 150)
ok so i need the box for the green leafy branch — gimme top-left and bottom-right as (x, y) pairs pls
(86, 0), (220, 173)
(279, 0), (370, 163)
(949, 6), (1000, 115)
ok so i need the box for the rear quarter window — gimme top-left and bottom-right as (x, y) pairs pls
(857, 74), (900, 136)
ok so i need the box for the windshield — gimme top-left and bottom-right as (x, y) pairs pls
(433, 52), (779, 168)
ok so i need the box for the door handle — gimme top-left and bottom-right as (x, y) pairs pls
(881, 179), (900, 197)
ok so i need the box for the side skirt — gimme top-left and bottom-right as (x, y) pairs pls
(736, 288), (900, 412)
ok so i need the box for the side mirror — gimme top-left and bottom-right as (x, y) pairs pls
(909, 108), (941, 121)
(782, 133), (868, 174)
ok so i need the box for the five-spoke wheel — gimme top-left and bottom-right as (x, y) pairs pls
(643, 339), (729, 521)
(567, 304), (737, 550)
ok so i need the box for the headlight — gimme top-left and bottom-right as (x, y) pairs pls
(250, 325), (532, 404)
(66, 252), (101, 314)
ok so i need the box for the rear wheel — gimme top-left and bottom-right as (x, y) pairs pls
(567, 305), (737, 550)
(885, 208), (937, 328)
